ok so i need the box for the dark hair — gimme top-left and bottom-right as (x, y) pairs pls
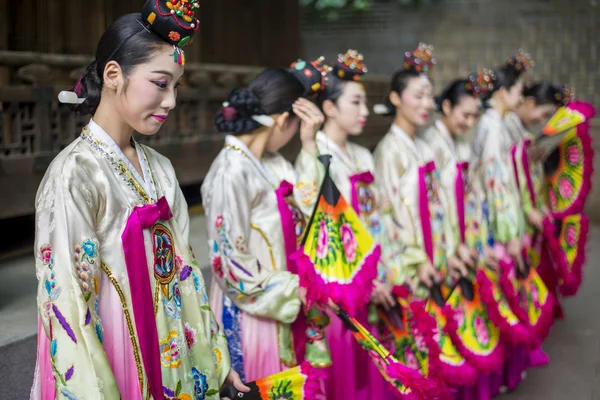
(318, 76), (347, 108)
(73, 13), (167, 115)
(480, 64), (522, 105)
(215, 68), (304, 134)
(381, 69), (421, 116)
(523, 80), (561, 106)
(435, 79), (476, 114)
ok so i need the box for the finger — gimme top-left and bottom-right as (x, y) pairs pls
(421, 274), (433, 288)
(232, 376), (251, 393)
(292, 104), (312, 122)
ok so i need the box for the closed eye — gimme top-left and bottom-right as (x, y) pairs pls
(152, 80), (169, 89)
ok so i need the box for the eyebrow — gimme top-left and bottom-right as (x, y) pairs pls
(151, 70), (174, 78)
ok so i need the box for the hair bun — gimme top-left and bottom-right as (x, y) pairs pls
(289, 57), (330, 98)
(215, 88), (263, 134)
(506, 49), (534, 75)
(332, 49), (368, 82)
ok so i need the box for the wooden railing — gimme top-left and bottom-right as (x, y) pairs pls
(0, 51), (392, 219)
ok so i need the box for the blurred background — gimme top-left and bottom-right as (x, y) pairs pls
(0, 0), (599, 398)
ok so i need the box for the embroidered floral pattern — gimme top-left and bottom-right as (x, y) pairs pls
(235, 236), (247, 253)
(340, 223), (358, 263)
(185, 323), (197, 350)
(212, 348), (223, 372)
(316, 220), (329, 259)
(209, 240), (225, 279)
(190, 367), (209, 400)
(73, 239), (98, 302)
(297, 181), (317, 205)
(160, 330), (182, 368)
(153, 224), (177, 284)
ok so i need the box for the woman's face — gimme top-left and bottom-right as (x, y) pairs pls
(265, 113), (300, 153)
(517, 97), (558, 127)
(113, 45), (184, 135)
(502, 79), (525, 112)
(396, 75), (435, 127)
(444, 95), (480, 136)
(325, 81), (369, 136)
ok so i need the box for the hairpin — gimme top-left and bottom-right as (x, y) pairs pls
(507, 49), (534, 72)
(220, 101), (275, 127)
(333, 49), (368, 81)
(404, 43), (436, 74)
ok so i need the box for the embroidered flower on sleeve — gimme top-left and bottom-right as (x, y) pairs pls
(212, 348), (223, 372)
(184, 322), (197, 350)
(190, 368), (209, 400)
(297, 182), (317, 205)
(235, 236), (248, 253)
(40, 244), (53, 265)
(160, 330), (182, 368)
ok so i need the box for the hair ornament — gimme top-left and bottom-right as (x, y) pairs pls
(557, 84), (575, 106)
(472, 69), (497, 97)
(333, 49), (368, 82)
(289, 56), (332, 97)
(404, 43), (436, 74)
(141, 0), (200, 65)
(507, 49), (534, 73)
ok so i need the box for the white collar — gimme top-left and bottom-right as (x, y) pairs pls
(391, 124), (422, 161)
(506, 112), (526, 133)
(87, 119), (155, 200)
(485, 108), (503, 121)
(316, 131), (358, 171)
(224, 135), (278, 187)
(435, 120), (456, 155)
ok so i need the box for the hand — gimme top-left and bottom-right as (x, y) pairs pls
(507, 238), (525, 273)
(293, 98), (324, 154)
(370, 280), (396, 311)
(448, 256), (469, 280)
(221, 368), (250, 399)
(529, 143), (544, 162)
(484, 246), (499, 271)
(327, 299), (340, 314)
(417, 262), (438, 288)
(527, 209), (545, 232)
(457, 244), (478, 269)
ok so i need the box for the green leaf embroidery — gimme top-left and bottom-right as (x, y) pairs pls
(175, 379), (182, 396)
(205, 388), (219, 396)
(201, 305), (212, 311)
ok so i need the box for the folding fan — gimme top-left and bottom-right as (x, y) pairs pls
(291, 155), (379, 317)
(219, 362), (324, 400)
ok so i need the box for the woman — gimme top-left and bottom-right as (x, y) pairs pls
(373, 44), (477, 392)
(294, 49), (399, 400)
(201, 61), (335, 382)
(471, 52), (532, 392)
(31, 2), (246, 399)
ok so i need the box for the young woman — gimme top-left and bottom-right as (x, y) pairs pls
(373, 44), (478, 392)
(294, 49), (399, 400)
(201, 62), (336, 383)
(471, 54), (532, 392)
(31, 3), (247, 399)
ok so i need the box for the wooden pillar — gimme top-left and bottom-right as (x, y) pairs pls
(0, 0), (9, 85)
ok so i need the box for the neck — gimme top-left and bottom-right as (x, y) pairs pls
(323, 120), (349, 154)
(492, 101), (507, 118)
(237, 127), (270, 160)
(93, 100), (134, 151)
(393, 113), (416, 138)
(439, 117), (457, 142)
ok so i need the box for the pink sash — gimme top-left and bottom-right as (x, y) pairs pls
(349, 171), (375, 215)
(455, 162), (469, 244)
(418, 161), (437, 263)
(121, 196), (173, 400)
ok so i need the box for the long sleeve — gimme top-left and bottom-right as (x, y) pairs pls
(294, 148), (326, 217)
(204, 165), (301, 324)
(475, 119), (524, 243)
(35, 163), (118, 399)
(374, 138), (429, 286)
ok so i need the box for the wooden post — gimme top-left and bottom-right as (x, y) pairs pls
(0, 0), (10, 85)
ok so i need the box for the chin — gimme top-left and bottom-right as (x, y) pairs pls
(348, 128), (363, 136)
(135, 122), (161, 136)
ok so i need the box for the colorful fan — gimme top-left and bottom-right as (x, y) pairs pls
(337, 308), (444, 399)
(544, 126), (594, 218)
(292, 155), (379, 317)
(442, 278), (505, 374)
(549, 213), (590, 297)
(414, 285), (479, 387)
(498, 248), (555, 345)
(476, 268), (534, 347)
(219, 362), (325, 400)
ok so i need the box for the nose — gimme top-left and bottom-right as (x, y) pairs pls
(361, 101), (369, 118)
(162, 88), (177, 111)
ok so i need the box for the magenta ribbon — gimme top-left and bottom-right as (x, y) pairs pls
(122, 196), (173, 400)
(510, 145), (521, 190)
(521, 140), (537, 207)
(275, 180), (307, 363)
(276, 180), (297, 267)
(455, 162), (469, 244)
(418, 161), (436, 263)
(349, 171), (375, 214)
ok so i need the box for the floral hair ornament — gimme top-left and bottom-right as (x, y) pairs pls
(558, 84), (575, 106)
(141, 0), (200, 65)
(404, 42), (436, 74)
(473, 69), (497, 98)
(333, 49), (368, 82)
(289, 56), (332, 98)
(507, 49), (534, 73)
